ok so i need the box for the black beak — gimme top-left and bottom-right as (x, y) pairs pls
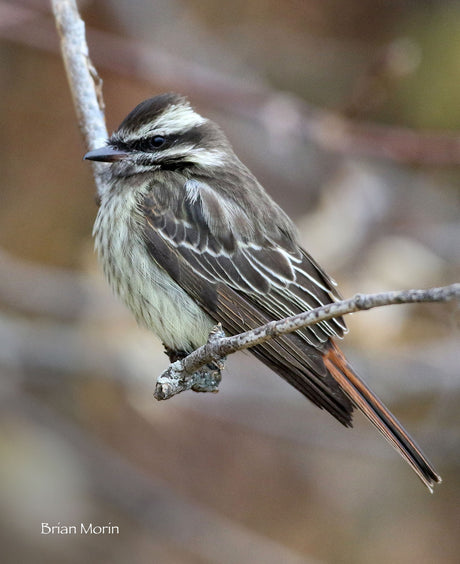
(84, 145), (129, 162)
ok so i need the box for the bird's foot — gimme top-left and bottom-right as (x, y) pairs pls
(155, 324), (226, 400)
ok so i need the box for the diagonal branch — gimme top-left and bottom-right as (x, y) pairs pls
(154, 284), (460, 400)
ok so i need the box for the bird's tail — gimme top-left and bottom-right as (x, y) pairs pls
(324, 342), (441, 492)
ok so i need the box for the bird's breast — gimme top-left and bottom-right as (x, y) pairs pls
(93, 186), (214, 352)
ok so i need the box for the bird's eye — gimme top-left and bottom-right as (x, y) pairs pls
(150, 136), (166, 148)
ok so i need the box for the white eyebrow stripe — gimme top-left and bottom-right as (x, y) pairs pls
(188, 148), (226, 167)
(121, 104), (207, 142)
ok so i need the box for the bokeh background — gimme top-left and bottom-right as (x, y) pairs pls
(1, 1), (460, 562)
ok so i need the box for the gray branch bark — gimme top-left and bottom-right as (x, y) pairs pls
(155, 284), (460, 400)
(51, 0), (108, 198)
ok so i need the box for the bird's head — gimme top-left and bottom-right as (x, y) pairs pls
(84, 93), (230, 175)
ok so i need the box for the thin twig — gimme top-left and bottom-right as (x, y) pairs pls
(1, 311), (459, 404)
(51, 0), (108, 198)
(155, 284), (460, 400)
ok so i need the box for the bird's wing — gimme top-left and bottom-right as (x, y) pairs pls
(141, 179), (354, 424)
(141, 179), (443, 490)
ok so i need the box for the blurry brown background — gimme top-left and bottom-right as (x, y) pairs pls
(1, 1), (460, 563)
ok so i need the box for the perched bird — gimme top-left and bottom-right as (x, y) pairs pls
(85, 93), (441, 491)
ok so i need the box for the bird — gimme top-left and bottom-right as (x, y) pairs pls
(84, 93), (441, 491)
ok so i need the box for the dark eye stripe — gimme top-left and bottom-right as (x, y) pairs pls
(128, 136), (169, 152)
(111, 123), (211, 154)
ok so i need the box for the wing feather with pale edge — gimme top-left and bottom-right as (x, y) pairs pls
(141, 180), (354, 425)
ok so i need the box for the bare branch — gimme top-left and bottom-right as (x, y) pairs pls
(155, 284), (460, 400)
(51, 0), (108, 198)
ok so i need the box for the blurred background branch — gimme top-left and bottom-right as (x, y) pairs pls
(1, 1), (460, 164)
(0, 388), (319, 564)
